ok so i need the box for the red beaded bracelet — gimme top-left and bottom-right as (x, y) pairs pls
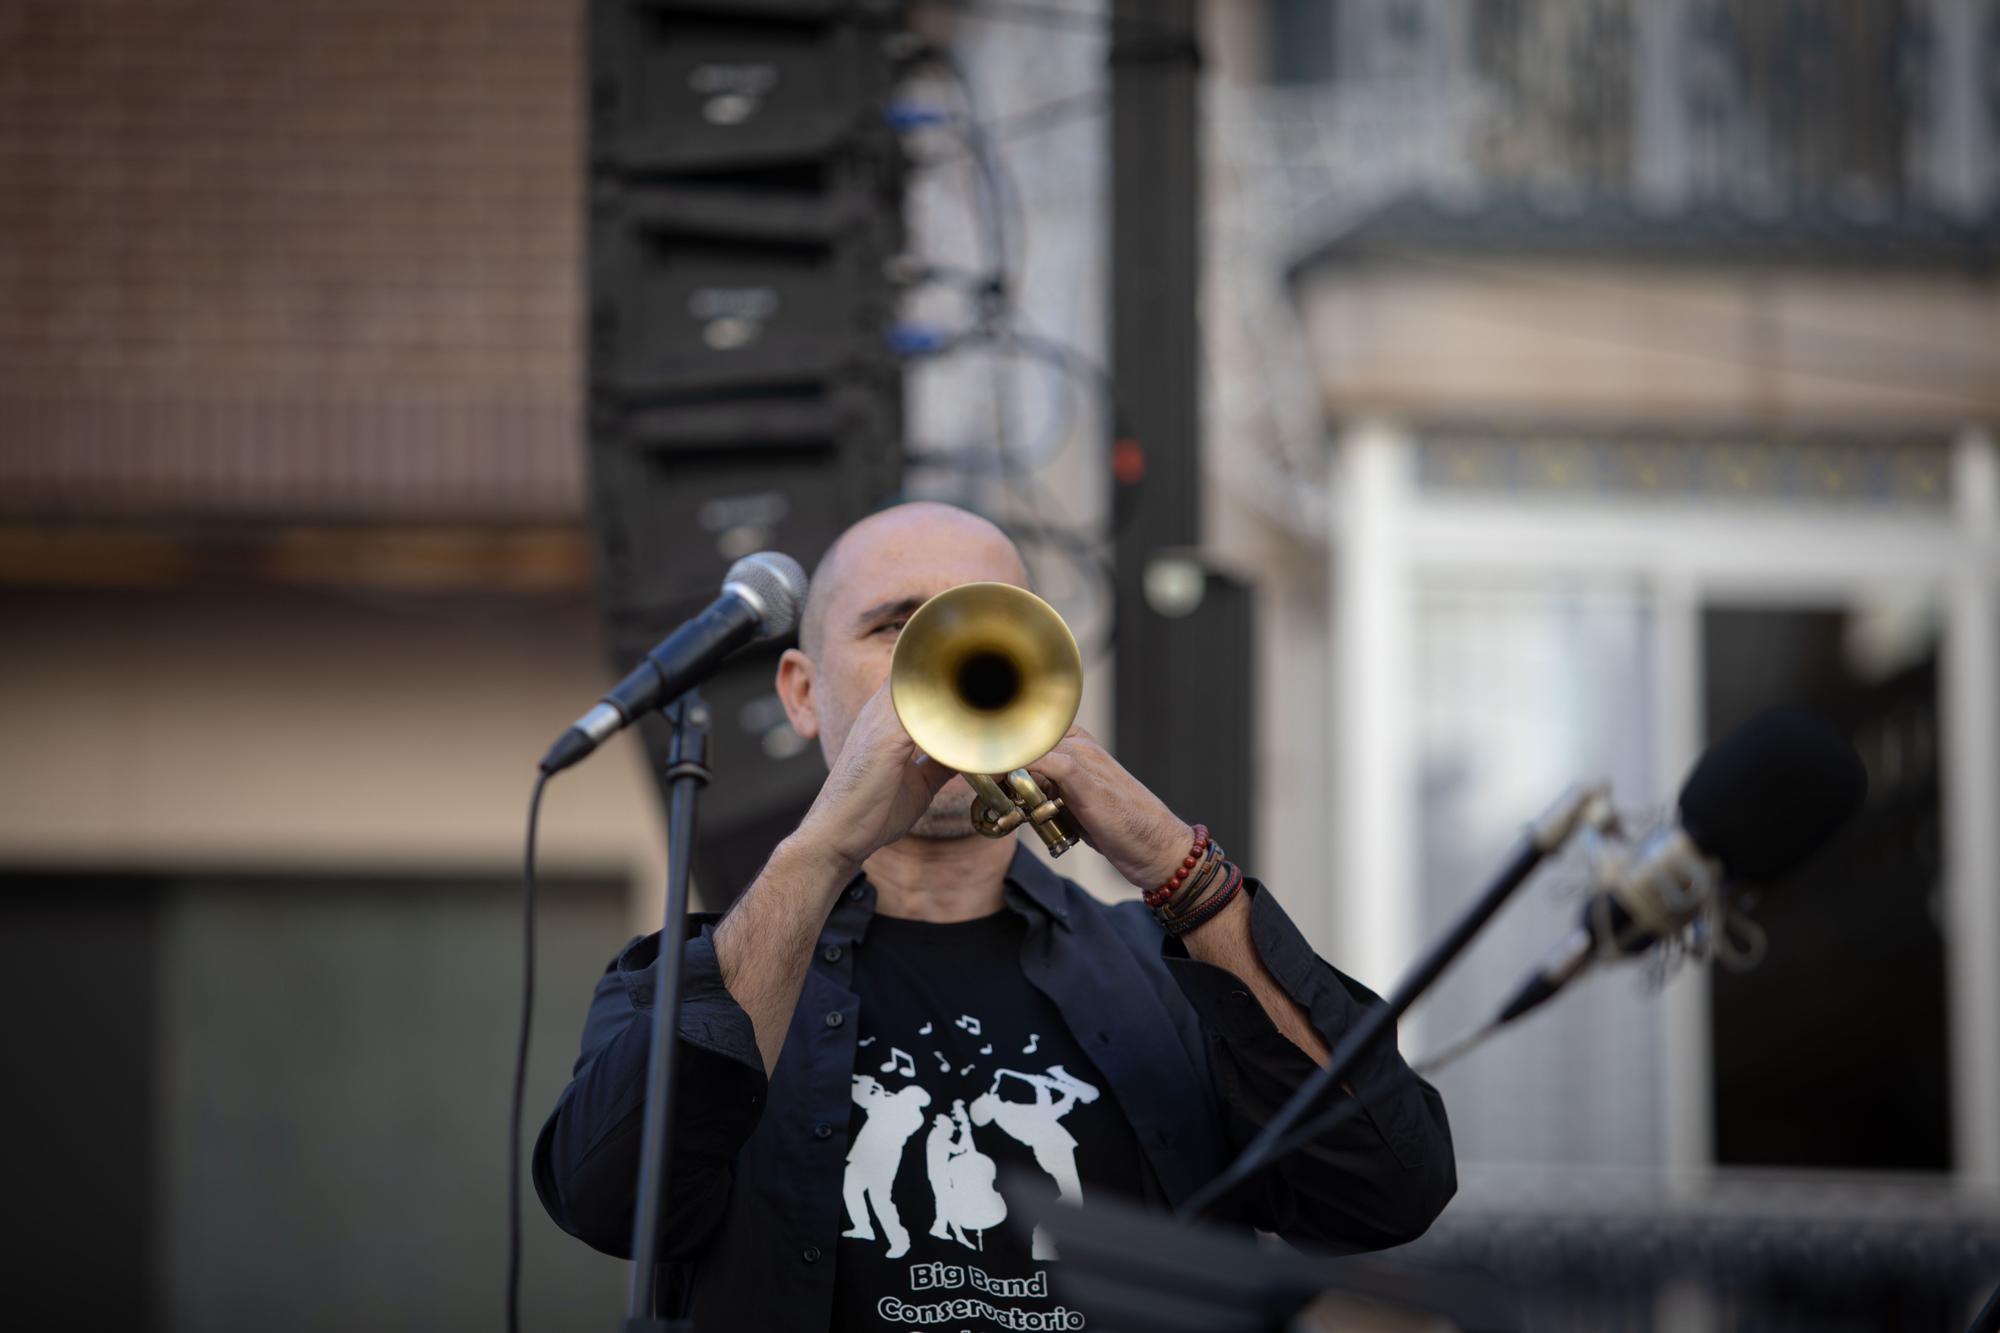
(1170, 840), (1225, 911)
(1147, 838), (1218, 911)
(1144, 827), (1206, 907)
(1144, 824), (1208, 909)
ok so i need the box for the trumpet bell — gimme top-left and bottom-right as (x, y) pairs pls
(890, 582), (1082, 779)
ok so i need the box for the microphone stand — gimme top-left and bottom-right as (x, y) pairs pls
(1969, 1278), (2000, 1333)
(621, 691), (711, 1332)
(1176, 783), (1616, 1221)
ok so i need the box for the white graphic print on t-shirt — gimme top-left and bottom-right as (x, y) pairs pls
(925, 1099), (1006, 1248)
(841, 1012), (1105, 1262)
(842, 1075), (933, 1258)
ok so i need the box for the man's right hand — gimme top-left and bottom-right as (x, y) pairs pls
(794, 682), (959, 872)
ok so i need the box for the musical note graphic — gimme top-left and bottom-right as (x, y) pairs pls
(918, 1022), (934, 1036)
(879, 1047), (915, 1078)
(858, 1036), (877, 1047)
(959, 1064), (976, 1077)
(979, 1044), (992, 1055)
(934, 1050), (952, 1072)
(954, 1015), (982, 1036)
(1022, 1034), (1040, 1054)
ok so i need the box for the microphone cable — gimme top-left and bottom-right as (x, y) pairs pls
(1184, 876), (1668, 1221)
(1411, 899), (1664, 1079)
(1265, 896), (1719, 1184)
(1411, 1018), (1506, 1080)
(506, 770), (551, 1333)
(1413, 858), (1764, 1083)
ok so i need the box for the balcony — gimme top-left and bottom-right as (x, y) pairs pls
(1242, 0), (1998, 224)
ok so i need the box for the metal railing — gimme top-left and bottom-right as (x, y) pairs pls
(1389, 1165), (2000, 1331)
(1263, 0), (1997, 220)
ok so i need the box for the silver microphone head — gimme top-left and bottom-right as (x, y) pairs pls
(723, 551), (809, 638)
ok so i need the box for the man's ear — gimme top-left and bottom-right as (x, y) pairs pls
(775, 647), (819, 740)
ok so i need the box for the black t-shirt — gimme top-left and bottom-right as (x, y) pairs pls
(830, 907), (1147, 1332)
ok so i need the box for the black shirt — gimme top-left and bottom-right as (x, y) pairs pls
(533, 843), (1457, 1332)
(830, 909), (1147, 1331)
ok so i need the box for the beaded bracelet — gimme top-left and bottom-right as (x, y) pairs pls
(1160, 836), (1216, 920)
(1143, 824), (1208, 909)
(1165, 852), (1234, 923)
(1163, 861), (1243, 937)
(1163, 838), (1226, 915)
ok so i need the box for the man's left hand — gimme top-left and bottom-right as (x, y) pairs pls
(1026, 725), (1196, 893)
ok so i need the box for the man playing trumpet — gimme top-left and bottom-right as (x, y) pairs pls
(534, 501), (1455, 1330)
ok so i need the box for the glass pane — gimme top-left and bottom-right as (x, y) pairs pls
(1703, 602), (1950, 1171)
(1414, 576), (1664, 1169)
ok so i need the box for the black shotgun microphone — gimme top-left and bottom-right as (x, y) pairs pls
(538, 551), (808, 775)
(1496, 707), (1868, 1024)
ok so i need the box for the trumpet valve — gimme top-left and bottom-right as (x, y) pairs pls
(973, 802), (1024, 836)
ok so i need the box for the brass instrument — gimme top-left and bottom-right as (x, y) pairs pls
(889, 582), (1086, 856)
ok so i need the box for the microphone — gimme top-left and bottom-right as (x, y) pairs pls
(539, 552), (808, 775)
(1494, 707), (1868, 1024)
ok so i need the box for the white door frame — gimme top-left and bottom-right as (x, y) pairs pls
(1330, 422), (2000, 1183)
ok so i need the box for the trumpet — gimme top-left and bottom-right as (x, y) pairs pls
(888, 582), (1086, 857)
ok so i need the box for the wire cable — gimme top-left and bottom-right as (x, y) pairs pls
(1002, 476), (1118, 663)
(920, 52), (1042, 519)
(506, 769), (551, 1333)
(892, 37), (1138, 506)
(912, 87), (1108, 163)
(916, 47), (1015, 298)
(900, 320), (1126, 475)
(891, 29), (1144, 613)
(1253, 898), (1714, 1193)
(1410, 1018), (1507, 1080)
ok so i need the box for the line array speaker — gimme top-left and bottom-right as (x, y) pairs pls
(586, 0), (912, 902)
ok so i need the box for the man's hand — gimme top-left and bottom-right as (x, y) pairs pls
(718, 683), (957, 1074)
(1031, 727), (1328, 1064)
(795, 682), (961, 872)
(1027, 725), (1196, 893)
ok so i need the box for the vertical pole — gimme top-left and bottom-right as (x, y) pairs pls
(1109, 0), (1200, 552)
(1632, 0), (1692, 210)
(1943, 427), (2000, 1185)
(1930, 0), (1996, 218)
(1109, 0), (1256, 860)
(1331, 420), (1417, 991)
(1653, 569), (1714, 1182)
(1644, 572), (1718, 1333)
(624, 692), (710, 1329)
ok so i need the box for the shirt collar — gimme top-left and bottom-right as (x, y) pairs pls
(828, 840), (1075, 938)
(1001, 840), (1075, 930)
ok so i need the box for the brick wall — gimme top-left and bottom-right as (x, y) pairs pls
(0, 0), (584, 520)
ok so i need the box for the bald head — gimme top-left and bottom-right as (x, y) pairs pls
(798, 502), (1029, 660)
(775, 502), (1032, 840)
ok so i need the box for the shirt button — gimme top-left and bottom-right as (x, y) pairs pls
(822, 944), (843, 963)
(1228, 989), (1251, 1003)
(814, 1122), (834, 1140)
(847, 884), (864, 901)
(802, 1246), (822, 1264)
(824, 1010), (844, 1028)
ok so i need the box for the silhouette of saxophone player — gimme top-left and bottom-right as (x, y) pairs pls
(969, 1066), (1100, 1259)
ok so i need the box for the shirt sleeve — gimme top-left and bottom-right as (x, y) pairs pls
(1160, 880), (1458, 1251)
(531, 920), (768, 1261)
